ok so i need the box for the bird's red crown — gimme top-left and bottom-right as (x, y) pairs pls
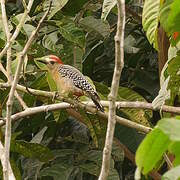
(49, 55), (63, 64)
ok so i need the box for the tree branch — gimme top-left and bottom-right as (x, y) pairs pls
(98, 0), (125, 179)
(0, 0), (34, 60)
(0, 141), (15, 180)
(0, 82), (180, 114)
(0, 101), (151, 133)
(4, 3), (51, 179)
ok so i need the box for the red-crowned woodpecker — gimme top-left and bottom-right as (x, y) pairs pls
(38, 55), (104, 112)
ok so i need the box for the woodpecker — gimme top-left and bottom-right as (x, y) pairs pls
(37, 55), (104, 112)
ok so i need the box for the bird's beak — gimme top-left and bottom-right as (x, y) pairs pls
(34, 56), (49, 64)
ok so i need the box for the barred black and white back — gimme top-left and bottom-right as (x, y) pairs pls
(58, 65), (104, 112)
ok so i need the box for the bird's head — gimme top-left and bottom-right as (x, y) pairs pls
(36, 55), (63, 69)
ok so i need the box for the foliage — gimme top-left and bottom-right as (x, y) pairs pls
(136, 0), (180, 179)
(0, 0), (179, 179)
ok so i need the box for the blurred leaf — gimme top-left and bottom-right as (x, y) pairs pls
(107, 169), (120, 180)
(43, 0), (69, 19)
(55, 21), (85, 48)
(61, 0), (89, 16)
(11, 13), (31, 35)
(117, 86), (152, 127)
(10, 159), (22, 180)
(142, 0), (160, 49)
(42, 31), (63, 52)
(169, 142), (180, 166)
(11, 140), (54, 162)
(30, 126), (48, 143)
(160, 54), (180, 105)
(34, 59), (48, 71)
(79, 162), (100, 176)
(101, 0), (117, 21)
(160, 0), (180, 45)
(162, 165), (180, 180)
(11, 54), (28, 75)
(158, 118), (180, 141)
(40, 163), (74, 180)
(78, 108), (99, 147)
(80, 16), (110, 38)
(47, 72), (57, 91)
(136, 128), (170, 174)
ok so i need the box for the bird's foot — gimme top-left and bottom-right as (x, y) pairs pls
(52, 91), (59, 102)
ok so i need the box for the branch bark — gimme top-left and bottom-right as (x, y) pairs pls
(1, 82), (180, 114)
(0, 0), (34, 60)
(0, 141), (15, 180)
(4, 4), (51, 179)
(0, 101), (152, 133)
(98, 0), (125, 179)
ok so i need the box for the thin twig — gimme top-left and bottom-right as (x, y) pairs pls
(0, 0), (34, 60)
(4, 3), (51, 179)
(0, 0), (11, 81)
(15, 91), (28, 110)
(98, 0), (125, 179)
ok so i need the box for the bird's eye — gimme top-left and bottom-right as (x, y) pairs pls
(50, 61), (55, 65)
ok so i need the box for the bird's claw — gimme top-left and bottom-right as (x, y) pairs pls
(52, 91), (59, 102)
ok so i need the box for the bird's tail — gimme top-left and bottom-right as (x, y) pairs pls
(90, 92), (104, 112)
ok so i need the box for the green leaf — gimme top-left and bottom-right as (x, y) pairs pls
(78, 108), (99, 147)
(47, 72), (57, 91)
(43, 0), (69, 19)
(55, 21), (85, 48)
(34, 59), (48, 71)
(117, 86), (152, 127)
(161, 55), (180, 105)
(42, 31), (63, 52)
(11, 13), (32, 36)
(135, 128), (170, 174)
(11, 140), (54, 162)
(142, 0), (160, 49)
(95, 82), (152, 127)
(158, 118), (180, 141)
(169, 142), (180, 166)
(159, 0), (180, 45)
(40, 163), (74, 180)
(162, 165), (180, 180)
(101, 0), (117, 21)
(80, 16), (110, 38)
(79, 162), (100, 176)
(159, 0), (172, 34)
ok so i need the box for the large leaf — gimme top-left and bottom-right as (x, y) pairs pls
(167, 0), (180, 33)
(80, 16), (110, 38)
(95, 82), (152, 127)
(169, 142), (180, 167)
(142, 0), (161, 49)
(135, 128), (170, 174)
(55, 21), (85, 48)
(11, 140), (54, 162)
(162, 55), (180, 105)
(40, 163), (74, 180)
(160, 0), (180, 34)
(43, 0), (69, 19)
(157, 118), (180, 141)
